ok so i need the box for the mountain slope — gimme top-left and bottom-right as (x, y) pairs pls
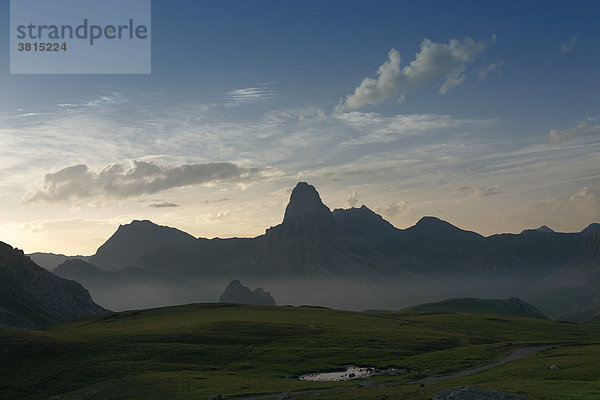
(524, 231), (600, 321)
(27, 252), (90, 270)
(0, 242), (106, 329)
(403, 297), (547, 319)
(89, 219), (196, 269)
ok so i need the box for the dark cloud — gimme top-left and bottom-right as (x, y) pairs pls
(25, 161), (261, 203)
(149, 202), (180, 208)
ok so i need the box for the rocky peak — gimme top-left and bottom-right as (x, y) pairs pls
(283, 182), (331, 222)
(535, 225), (555, 233)
(219, 280), (276, 306)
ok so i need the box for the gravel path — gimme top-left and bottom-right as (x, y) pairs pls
(417, 345), (550, 383)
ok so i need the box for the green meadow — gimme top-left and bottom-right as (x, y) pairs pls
(1, 303), (599, 400)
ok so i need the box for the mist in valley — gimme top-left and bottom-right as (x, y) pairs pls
(85, 276), (534, 313)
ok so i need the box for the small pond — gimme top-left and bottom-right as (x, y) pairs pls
(298, 365), (403, 382)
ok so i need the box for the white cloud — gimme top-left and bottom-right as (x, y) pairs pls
(479, 62), (503, 80)
(376, 200), (414, 218)
(334, 49), (401, 112)
(540, 185), (600, 222)
(335, 36), (492, 111)
(439, 66), (466, 94)
(223, 85), (275, 103)
(549, 121), (600, 144)
(560, 35), (578, 54)
(403, 37), (488, 92)
(24, 161), (261, 204)
(336, 112), (491, 146)
(345, 190), (359, 208)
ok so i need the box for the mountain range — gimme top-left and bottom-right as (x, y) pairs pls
(31, 182), (600, 320)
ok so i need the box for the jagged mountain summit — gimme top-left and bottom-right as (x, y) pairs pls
(283, 181), (332, 222)
(89, 219), (196, 269)
(0, 242), (106, 329)
(219, 280), (276, 306)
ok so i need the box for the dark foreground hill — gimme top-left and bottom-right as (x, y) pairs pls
(1, 303), (599, 400)
(0, 242), (106, 329)
(403, 297), (547, 319)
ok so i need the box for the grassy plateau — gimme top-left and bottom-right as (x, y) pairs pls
(1, 303), (599, 399)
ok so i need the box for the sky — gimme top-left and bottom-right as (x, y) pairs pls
(1, 0), (600, 255)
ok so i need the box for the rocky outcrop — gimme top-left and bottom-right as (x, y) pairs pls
(219, 280), (276, 306)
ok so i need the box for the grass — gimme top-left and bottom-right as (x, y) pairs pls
(1, 303), (599, 399)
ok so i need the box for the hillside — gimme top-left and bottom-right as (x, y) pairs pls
(524, 231), (600, 321)
(1, 303), (599, 399)
(0, 242), (106, 329)
(402, 297), (547, 319)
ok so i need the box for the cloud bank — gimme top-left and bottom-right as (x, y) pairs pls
(335, 36), (493, 112)
(25, 161), (261, 203)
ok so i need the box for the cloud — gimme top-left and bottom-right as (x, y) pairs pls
(149, 201), (180, 208)
(335, 36), (492, 111)
(345, 190), (359, 208)
(334, 49), (401, 112)
(560, 35), (578, 54)
(376, 200), (414, 218)
(24, 161), (261, 203)
(455, 185), (501, 203)
(336, 112), (490, 146)
(549, 121), (600, 144)
(540, 185), (600, 222)
(403, 37), (489, 93)
(479, 62), (503, 80)
(223, 86), (274, 103)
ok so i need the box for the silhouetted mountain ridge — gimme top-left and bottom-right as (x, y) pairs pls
(0, 242), (106, 329)
(44, 182), (600, 321)
(134, 183), (586, 280)
(90, 219), (196, 270)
